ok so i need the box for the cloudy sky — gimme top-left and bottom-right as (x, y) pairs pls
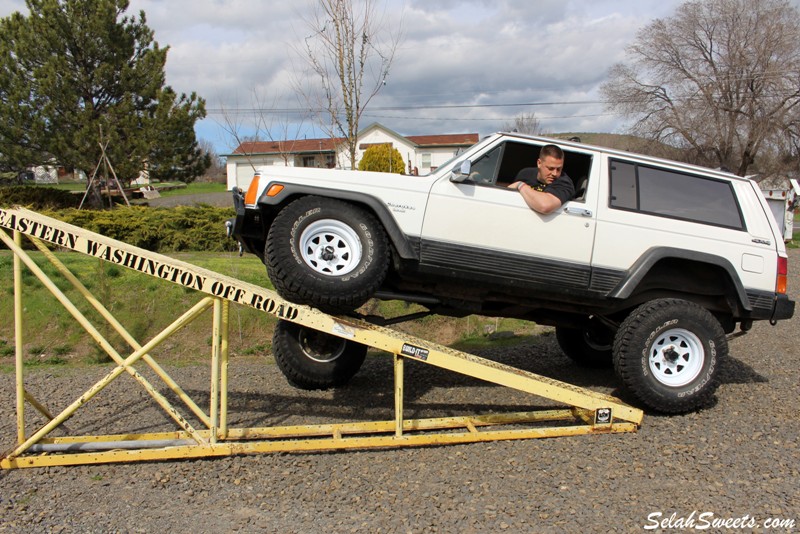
(0, 0), (726, 154)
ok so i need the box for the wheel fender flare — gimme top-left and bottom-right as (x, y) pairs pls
(258, 183), (419, 260)
(609, 247), (751, 312)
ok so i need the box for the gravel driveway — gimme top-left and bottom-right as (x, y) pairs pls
(1, 250), (799, 533)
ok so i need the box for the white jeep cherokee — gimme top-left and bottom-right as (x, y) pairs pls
(228, 132), (795, 413)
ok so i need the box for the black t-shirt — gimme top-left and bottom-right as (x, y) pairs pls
(524, 173), (575, 205)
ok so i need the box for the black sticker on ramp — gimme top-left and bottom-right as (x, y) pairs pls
(401, 343), (429, 361)
(595, 408), (612, 424)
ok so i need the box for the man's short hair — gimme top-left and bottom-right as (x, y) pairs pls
(539, 144), (564, 161)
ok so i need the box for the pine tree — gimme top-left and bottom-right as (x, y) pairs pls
(0, 0), (210, 183)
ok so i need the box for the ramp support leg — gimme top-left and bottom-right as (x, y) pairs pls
(394, 354), (404, 438)
(13, 230), (24, 445)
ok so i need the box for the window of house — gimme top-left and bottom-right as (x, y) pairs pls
(609, 159), (745, 230)
(421, 153), (432, 169)
(302, 156), (316, 167)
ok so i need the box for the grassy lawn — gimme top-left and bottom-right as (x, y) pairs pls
(157, 181), (226, 197)
(33, 180), (226, 195)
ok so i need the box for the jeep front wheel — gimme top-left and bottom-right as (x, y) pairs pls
(266, 196), (389, 313)
(612, 299), (726, 414)
(272, 320), (367, 390)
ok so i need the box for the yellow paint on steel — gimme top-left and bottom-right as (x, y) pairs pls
(209, 299), (223, 444)
(1, 422), (640, 469)
(29, 236), (213, 428)
(0, 228), (211, 449)
(0, 206), (644, 468)
(13, 230), (24, 445)
(29, 410), (579, 446)
(2, 296), (216, 462)
(394, 354), (404, 437)
(219, 300), (230, 439)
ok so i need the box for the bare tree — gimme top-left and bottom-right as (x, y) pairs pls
(297, 0), (401, 169)
(502, 112), (543, 135)
(601, 0), (800, 176)
(216, 90), (309, 171)
(197, 139), (226, 182)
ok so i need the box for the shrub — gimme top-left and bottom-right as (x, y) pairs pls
(358, 144), (406, 174)
(1, 196), (238, 253)
(46, 206), (238, 253)
(0, 186), (80, 210)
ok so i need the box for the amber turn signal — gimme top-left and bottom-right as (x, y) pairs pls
(266, 184), (284, 197)
(244, 174), (260, 205)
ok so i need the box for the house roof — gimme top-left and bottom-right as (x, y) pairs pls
(232, 138), (343, 155)
(230, 124), (479, 156)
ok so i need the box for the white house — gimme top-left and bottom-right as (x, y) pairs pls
(225, 122), (479, 189)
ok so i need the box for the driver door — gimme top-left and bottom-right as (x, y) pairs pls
(419, 141), (598, 290)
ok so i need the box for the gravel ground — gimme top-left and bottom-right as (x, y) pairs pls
(1, 251), (799, 533)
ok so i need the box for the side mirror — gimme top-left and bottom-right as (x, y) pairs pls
(450, 160), (471, 183)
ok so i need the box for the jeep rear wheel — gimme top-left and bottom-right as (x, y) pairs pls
(613, 299), (726, 414)
(555, 322), (613, 368)
(272, 320), (368, 390)
(266, 196), (389, 313)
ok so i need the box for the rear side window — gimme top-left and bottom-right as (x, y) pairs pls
(609, 160), (745, 230)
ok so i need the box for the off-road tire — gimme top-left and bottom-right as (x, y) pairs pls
(555, 323), (614, 368)
(266, 196), (389, 313)
(272, 320), (367, 390)
(613, 298), (726, 414)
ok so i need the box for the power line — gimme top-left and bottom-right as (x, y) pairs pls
(205, 99), (607, 115)
(361, 112), (618, 122)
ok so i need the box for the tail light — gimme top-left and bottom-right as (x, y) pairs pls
(244, 174), (261, 205)
(776, 255), (788, 294)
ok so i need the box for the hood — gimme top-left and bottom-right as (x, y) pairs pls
(253, 165), (437, 194)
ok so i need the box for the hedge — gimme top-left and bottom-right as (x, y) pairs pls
(0, 186), (80, 210)
(1, 195), (239, 253)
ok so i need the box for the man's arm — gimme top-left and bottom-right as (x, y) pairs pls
(508, 181), (563, 214)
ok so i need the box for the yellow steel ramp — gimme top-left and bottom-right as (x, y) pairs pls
(0, 207), (642, 468)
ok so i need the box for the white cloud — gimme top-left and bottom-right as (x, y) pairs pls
(5, 0), (796, 152)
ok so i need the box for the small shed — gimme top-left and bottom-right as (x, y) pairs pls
(756, 176), (799, 242)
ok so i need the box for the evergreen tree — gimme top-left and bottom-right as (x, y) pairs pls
(0, 0), (209, 183)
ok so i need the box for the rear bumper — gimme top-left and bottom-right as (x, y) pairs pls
(772, 293), (795, 321)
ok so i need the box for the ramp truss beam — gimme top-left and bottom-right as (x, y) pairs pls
(0, 207), (642, 469)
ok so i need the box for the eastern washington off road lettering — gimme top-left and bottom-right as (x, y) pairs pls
(0, 208), (299, 321)
(0, 210), (78, 249)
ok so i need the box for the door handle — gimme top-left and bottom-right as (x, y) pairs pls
(563, 207), (593, 217)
